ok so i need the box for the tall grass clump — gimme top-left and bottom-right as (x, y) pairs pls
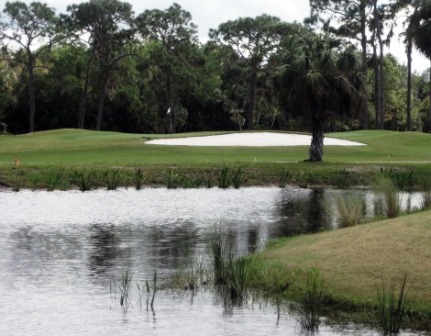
(375, 176), (401, 218)
(11, 168), (24, 192)
(45, 171), (68, 191)
(209, 230), (251, 305)
(323, 192), (365, 228)
(296, 268), (324, 333)
(218, 166), (232, 189)
(119, 269), (133, 310)
(232, 167), (245, 189)
(134, 168), (146, 190)
(418, 176), (431, 210)
(104, 169), (123, 190)
(70, 169), (98, 191)
(381, 167), (416, 191)
(278, 168), (290, 188)
(376, 274), (412, 335)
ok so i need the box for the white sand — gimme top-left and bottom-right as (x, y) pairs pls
(146, 132), (365, 147)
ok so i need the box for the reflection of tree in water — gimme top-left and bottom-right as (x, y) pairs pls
(146, 221), (199, 271)
(88, 224), (123, 275)
(272, 189), (330, 238)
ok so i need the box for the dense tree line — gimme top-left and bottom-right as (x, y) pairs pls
(0, 1), (430, 145)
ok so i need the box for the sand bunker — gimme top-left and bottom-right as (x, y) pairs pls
(146, 132), (365, 147)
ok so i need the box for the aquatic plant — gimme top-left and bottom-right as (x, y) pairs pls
(11, 168), (24, 192)
(119, 269), (133, 310)
(418, 176), (431, 210)
(297, 268), (324, 333)
(232, 167), (245, 189)
(324, 192), (365, 228)
(334, 168), (349, 189)
(134, 168), (146, 190)
(376, 274), (412, 335)
(104, 169), (123, 190)
(218, 166), (231, 189)
(375, 176), (401, 218)
(278, 168), (291, 188)
(381, 167), (416, 192)
(44, 171), (66, 191)
(70, 169), (98, 191)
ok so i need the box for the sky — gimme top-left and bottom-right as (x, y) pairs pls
(8, 0), (430, 72)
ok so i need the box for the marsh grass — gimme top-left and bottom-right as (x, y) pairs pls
(133, 168), (146, 190)
(44, 171), (67, 191)
(219, 166), (231, 189)
(418, 177), (431, 210)
(381, 168), (416, 192)
(376, 274), (412, 335)
(375, 176), (401, 218)
(333, 168), (349, 189)
(70, 169), (99, 191)
(296, 268), (324, 333)
(173, 258), (206, 291)
(104, 169), (123, 190)
(119, 270), (133, 310)
(232, 167), (245, 189)
(209, 230), (252, 305)
(323, 192), (365, 228)
(11, 168), (24, 192)
(278, 168), (291, 188)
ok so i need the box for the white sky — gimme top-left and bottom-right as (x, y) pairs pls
(6, 0), (430, 73)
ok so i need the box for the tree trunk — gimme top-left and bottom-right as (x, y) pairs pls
(78, 50), (96, 129)
(406, 36), (412, 131)
(360, 0), (369, 129)
(95, 75), (109, 131)
(28, 54), (36, 133)
(308, 110), (324, 162)
(373, 43), (381, 129)
(246, 63), (258, 130)
(429, 59), (431, 132)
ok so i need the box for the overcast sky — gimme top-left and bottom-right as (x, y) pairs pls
(8, 0), (430, 72)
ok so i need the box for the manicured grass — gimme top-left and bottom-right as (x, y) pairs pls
(260, 210), (431, 311)
(1, 128), (431, 188)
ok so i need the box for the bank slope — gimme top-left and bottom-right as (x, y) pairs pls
(261, 210), (431, 309)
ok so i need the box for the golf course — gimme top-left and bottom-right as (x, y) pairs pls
(2, 128), (431, 331)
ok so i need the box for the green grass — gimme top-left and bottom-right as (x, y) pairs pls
(2, 129), (431, 188)
(259, 210), (431, 312)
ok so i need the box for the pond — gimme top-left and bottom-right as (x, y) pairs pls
(0, 187), (425, 335)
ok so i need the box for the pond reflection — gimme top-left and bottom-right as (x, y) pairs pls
(0, 187), (424, 336)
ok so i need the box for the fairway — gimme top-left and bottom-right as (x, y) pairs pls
(1, 129), (431, 167)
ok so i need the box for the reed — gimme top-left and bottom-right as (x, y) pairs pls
(418, 176), (431, 210)
(375, 176), (401, 218)
(119, 269), (132, 310)
(70, 169), (98, 191)
(324, 192), (365, 228)
(232, 167), (245, 189)
(218, 166), (231, 189)
(44, 171), (66, 191)
(376, 274), (412, 335)
(133, 168), (146, 190)
(297, 268), (324, 333)
(104, 169), (123, 190)
(278, 168), (290, 188)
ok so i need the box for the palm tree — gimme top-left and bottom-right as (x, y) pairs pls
(280, 33), (365, 162)
(411, 0), (431, 130)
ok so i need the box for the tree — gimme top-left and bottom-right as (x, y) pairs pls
(280, 33), (365, 162)
(136, 3), (199, 133)
(209, 15), (288, 130)
(0, 1), (59, 133)
(411, 0), (431, 130)
(64, 0), (135, 130)
(308, 0), (371, 129)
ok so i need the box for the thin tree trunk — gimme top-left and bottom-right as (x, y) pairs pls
(28, 54), (36, 133)
(78, 50), (96, 129)
(429, 59), (431, 133)
(406, 37), (412, 131)
(360, 0), (369, 129)
(246, 64), (258, 130)
(95, 75), (109, 131)
(373, 43), (381, 129)
(378, 29), (385, 129)
(308, 109), (324, 162)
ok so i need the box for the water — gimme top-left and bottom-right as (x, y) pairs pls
(0, 187), (425, 336)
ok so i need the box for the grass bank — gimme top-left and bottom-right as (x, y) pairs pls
(1, 129), (431, 189)
(252, 210), (431, 328)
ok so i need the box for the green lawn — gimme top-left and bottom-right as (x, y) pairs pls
(1, 128), (431, 187)
(1, 128), (431, 167)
